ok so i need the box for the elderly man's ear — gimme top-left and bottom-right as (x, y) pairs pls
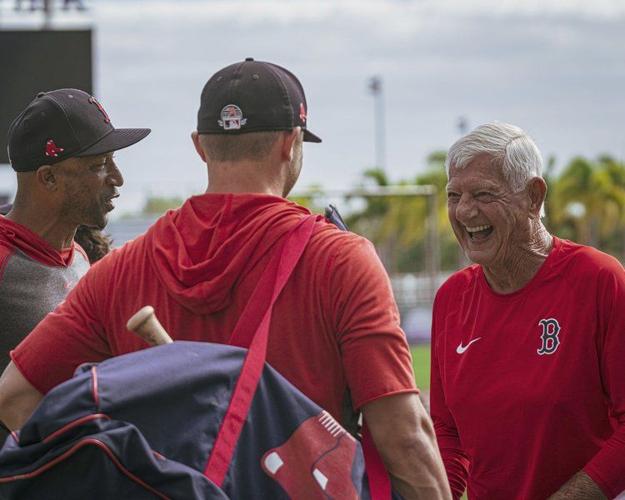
(528, 177), (547, 219)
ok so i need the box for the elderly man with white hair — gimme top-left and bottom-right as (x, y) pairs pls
(430, 122), (625, 499)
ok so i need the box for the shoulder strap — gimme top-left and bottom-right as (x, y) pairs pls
(362, 423), (392, 499)
(204, 215), (317, 486)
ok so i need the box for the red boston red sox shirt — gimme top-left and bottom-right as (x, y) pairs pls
(431, 237), (625, 499)
(13, 193), (416, 426)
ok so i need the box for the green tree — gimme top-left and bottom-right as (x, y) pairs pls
(550, 156), (625, 254)
(346, 156), (453, 273)
(345, 168), (405, 272)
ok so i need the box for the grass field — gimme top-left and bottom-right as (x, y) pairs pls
(411, 344), (431, 390)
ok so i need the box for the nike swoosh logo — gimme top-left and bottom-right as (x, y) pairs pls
(456, 337), (482, 354)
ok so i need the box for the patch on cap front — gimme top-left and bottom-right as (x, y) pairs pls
(45, 139), (64, 158)
(218, 104), (247, 131)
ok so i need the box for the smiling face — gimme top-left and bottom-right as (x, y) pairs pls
(57, 153), (124, 229)
(446, 155), (533, 270)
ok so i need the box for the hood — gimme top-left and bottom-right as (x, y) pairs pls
(0, 215), (78, 267)
(145, 193), (311, 315)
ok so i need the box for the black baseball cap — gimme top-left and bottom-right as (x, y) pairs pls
(197, 58), (321, 143)
(7, 89), (151, 172)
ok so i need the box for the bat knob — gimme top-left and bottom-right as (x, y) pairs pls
(127, 305), (155, 331)
(127, 305), (173, 346)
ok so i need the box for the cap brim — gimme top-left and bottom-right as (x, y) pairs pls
(303, 129), (322, 143)
(76, 128), (151, 157)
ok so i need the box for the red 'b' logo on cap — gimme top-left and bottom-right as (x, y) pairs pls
(89, 96), (111, 124)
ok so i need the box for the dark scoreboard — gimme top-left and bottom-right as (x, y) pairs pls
(0, 29), (92, 165)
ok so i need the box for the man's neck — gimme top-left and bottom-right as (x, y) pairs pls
(205, 183), (282, 196)
(482, 222), (554, 294)
(206, 160), (287, 198)
(6, 205), (76, 251)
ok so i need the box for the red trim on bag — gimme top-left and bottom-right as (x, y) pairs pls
(91, 366), (99, 408)
(43, 414), (111, 444)
(0, 437), (170, 499)
(10, 431), (18, 443)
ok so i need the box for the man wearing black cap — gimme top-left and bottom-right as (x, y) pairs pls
(0, 62), (449, 498)
(0, 88), (150, 379)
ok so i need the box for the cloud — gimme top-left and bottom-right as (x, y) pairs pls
(3, 0), (623, 215)
(95, 0), (625, 26)
(93, 0), (625, 211)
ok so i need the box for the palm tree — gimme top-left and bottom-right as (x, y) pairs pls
(346, 168), (414, 273)
(347, 153), (456, 273)
(551, 156), (625, 254)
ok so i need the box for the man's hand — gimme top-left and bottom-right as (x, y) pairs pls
(362, 392), (452, 500)
(548, 471), (607, 500)
(0, 361), (43, 431)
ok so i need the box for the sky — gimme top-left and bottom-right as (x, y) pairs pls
(1, 0), (625, 217)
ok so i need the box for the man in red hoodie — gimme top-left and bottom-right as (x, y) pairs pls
(0, 59), (450, 498)
(0, 89), (150, 404)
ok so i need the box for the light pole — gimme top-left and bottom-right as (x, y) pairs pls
(368, 76), (386, 171)
(43, 0), (52, 28)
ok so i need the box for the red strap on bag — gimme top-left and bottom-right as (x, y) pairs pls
(362, 424), (392, 500)
(204, 216), (317, 485)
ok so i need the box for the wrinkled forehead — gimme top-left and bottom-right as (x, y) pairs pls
(447, 155), (509, 190)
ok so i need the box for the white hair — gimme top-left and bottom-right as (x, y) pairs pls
(445, 121), (545, 216)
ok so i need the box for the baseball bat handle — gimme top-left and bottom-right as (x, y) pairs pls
(126, 305), (173, 346)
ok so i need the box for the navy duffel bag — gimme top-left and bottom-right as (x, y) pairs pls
(0, 341), (368, 499)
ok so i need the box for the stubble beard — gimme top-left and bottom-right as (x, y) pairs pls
(60, 195), (108, 230)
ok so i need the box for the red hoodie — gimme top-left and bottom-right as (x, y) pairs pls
(0, 215), (84, 268)
(13, 193), (416, 425)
